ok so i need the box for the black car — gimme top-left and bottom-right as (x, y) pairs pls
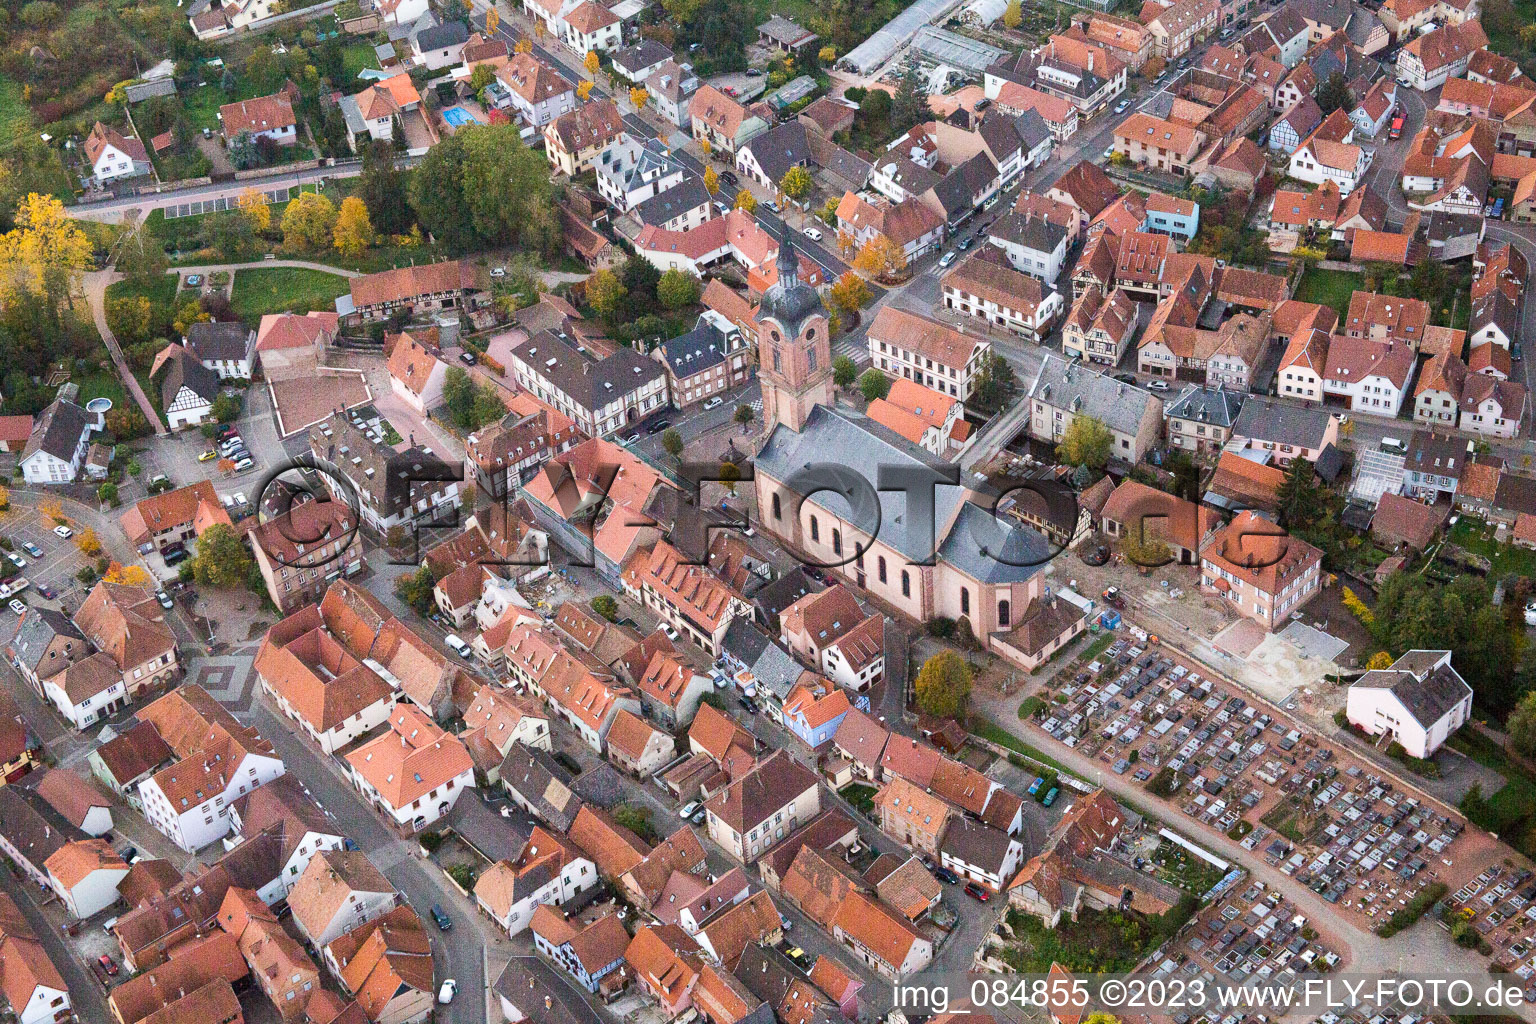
(458, 350), (477, 365)
(430, 904), (453, 930)
(738, 696), (760, 715)
(1113, 372), (1137, 385)
(932, 865), (960, 884)
(646, 419), (673, 435)
(721, 170), (739, 186)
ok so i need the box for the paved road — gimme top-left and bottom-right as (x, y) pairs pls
(243, 697), (486, 1024)
(0, 870), (113, 1024)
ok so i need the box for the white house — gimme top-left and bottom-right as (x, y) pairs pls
(1289, 129), (1368, 194)
(475, 828), (600, 936)
(493, 52), (576, 128)
(85, 122), (149, 185)
(1346, 650), (1472, 758)
(987, 211), (1070, 284)
(184, 321), (255, 379)
(0, 893), (70, 1024)
(596, 135), (685, 212)
(1320, 335), (1417, 416)
(138, 738), (287, 852)
(44, 840), (128, 918)
(288, 848), (398, 948)
(228, 778), (345, 898)
(159, 349), (220, 430)
(410, 20), (470, 71)
(19, 396), (99, 485)
(344, 704), (475, 832)
(39, 653), (128, 731)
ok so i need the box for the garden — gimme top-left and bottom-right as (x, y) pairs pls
(999, 896), (1199, 974)
(229, 267), (351, 321)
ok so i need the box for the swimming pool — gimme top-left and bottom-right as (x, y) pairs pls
(443, 106), (480, 127)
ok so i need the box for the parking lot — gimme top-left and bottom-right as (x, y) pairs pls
(1028, 636), (1502, 932)
(0, 504), (97, 612)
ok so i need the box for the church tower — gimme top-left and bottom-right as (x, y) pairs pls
(755, 223), (833, 434)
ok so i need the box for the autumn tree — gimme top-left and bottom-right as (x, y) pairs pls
(734, 189), (758, 213)
(577, 80), (595, 100)
(1002, 0), (1022, 27)
(1365, 651), (1395, 670)
(629, 86), (649, 108)
(190, 522), (255, 588)
(76, 528), (102, 557)
(828, 272), (871, 317)
(237, 188), (271, 232)
(333, 196), (375, 258)
(779, 166), (813, 199)
(818, 45), (836, 63)
(1057, 414), (1114, 469)
(586, 268), (627, 319)
(281, 191), (338, 250)
(915, 649), (972, 720)
(853, 234), (907, 280)
(514, 35), (533, 53)
(0, 193), (94, 330)
(0, 485), (10, 512)
(584, 50), (601, 74)
(703, 166), (719, 195)
(1508, 689), (1536, 758)
(104, 562), (153, 586)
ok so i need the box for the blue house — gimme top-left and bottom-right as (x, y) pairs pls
(781, 684), (852, 748)
(1145, 192), (1199, 242)
(530, 907), (630, 994)
(1402, 430), (1468, 502)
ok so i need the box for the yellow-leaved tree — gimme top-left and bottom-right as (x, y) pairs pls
(0, 193), (94, 328)
(577, 80), (594, 100)
(703, 166), (719, 195)
(733, 189), (757, 213)
(281, 192), (338, 251)
(76, 528), (102, 557)
(237, 187), (271, 232)
(584, 50), (601, 74)
(852, 234), (907, 280)
(104, 562), (154, 586)
(333, 197), (375, 258)
(629, 86), (649, 108)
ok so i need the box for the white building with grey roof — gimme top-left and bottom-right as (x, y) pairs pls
(1025, 354), (1164, 464)
(1164, 382), (1245, 456)
(506, 330), (668, 438)
(20, 393), (100, 485)
(754, 405), (1086, 672)
(987, 209), (1070, 284)
(1346, 650), (1471, 758)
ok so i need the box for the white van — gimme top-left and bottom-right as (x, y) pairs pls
(444, 634), (471, 658)
(1380, 436), (1408, 454)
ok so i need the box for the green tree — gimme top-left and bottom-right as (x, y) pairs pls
(114, 230), (169, 289)
(189, 522), (255, 589)
(393, 565), (436, 616)
(915, 649), (972, 719)
(211, 393), (241, 422)
(657, 269), (701, 309)
(891, 63), (926, 134)
(409, 133), (477, 249)
(833, 355), (858, 389)
(1056, 414), (1113, 469)
(228, 131), (259, 170)
(1316, 71), (1353, 114)
(661, 428), (684, 461)
(457, 124), (562, 254)
(971, 353), (1016, 411)
(1276, 457), (1324, 531)
(96, 482), (119, 506)
(734, 404), (754, 432)
(611, 803), (655, 841)
(469, 63), (496, 97)
(358, 141), (412, 236)
(858, 368), (890, 402)
(1508, 689), (1536, 758)
(591, 594), (619, 621)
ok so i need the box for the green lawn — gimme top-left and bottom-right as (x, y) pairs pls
(0, 79), (33, 147)
(340, 41), (383, 84)
(1448, 515), (1536, 578)
(230, 267), (350, 320)
(970, 717), (1074, 775)
(105, 273), (180, 312)
(180, 80), (273, 132)
(1293, 267), (1362, 319)
(72, 364), (129, 410)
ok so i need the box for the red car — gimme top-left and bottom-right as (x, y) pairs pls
(964, 883), (991, 902)
(98, 955), (119, 976)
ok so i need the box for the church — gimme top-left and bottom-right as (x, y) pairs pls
(750, 228), (1088, 671)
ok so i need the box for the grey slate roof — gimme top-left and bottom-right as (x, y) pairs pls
(6, 608), (84, 676)
(160, 350), (220, 409)
(658, 316), (732, 378)
(516, 330), (666, 412)
(494, 957), (593, 1024)
(751, 566), (823, 630)
(741, 120), (810, 186)
(184, 321), (253, 363)
(1165, 383), (1245, 429)
(1026, 354), (1159, 441)
(633, 176), (712, 228)
(338, 94), (368, 137)
(930, 151), (999, 219)
(415, 19), (469, 51)
(991, 208), (1067, 253)
(20, 396), (92, 465)
(498, 743), (582, 831)
(939, 816), (1017, 874)
(1352, 652), (1470, 730)
(610, 38), (672, 76)
(756, 405), (967, 564)
(938, 501), (1049, 585)
(1231, 399), (1335, 450)
(1012, 108), (1051, 151)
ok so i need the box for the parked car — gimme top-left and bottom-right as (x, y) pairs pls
(646, 419), (672, 435)
(53, 525), (72, 539)
(964, 883), (991, 902)
(163, 547), (190, 566)
(430, 905), (453, 930)
(620, 433), (640, 447)
(1027, 776), (1045, 796)
(198, 449), (218, 462)
(98, 955), (119, 976)
(233, 458), (254, 472)
(438, 980), (457, 1005)
(156, 590), (173, 609)
(680, 801), (701, 818)
(7, 599), (24, 615)
(5, 552), (24, 569)
(932, 865), (960, 884)
(660, 622), (679, 642)
(702, 395), (724, 410)
(459, 350), (477, 365)
(938, 251), (958, 268)
(1114, 99), (1130, 113)
(803, 227), (822, 241)
(779, 913), (793, 932)
(1147, 378), (1170, 390)
(1042, 787), (1060, 807)
(957, 237), (972, 251)
(1526, 600), (1536, 627)
(490, 267), (507, 278)
(37, 585), (56, 600)
(690, 807), (706, 825)
(22, 543), (42, 558)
